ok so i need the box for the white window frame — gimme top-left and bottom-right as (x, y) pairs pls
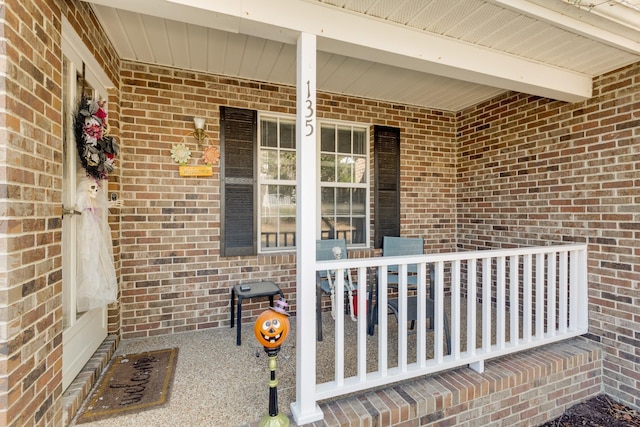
(257, 114), (371, 252)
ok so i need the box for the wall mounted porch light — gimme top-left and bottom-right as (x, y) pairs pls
(192, 117), (209, 143)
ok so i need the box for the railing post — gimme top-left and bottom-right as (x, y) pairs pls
(535, 253), (544, 340)
(433, 261), (444, 363)
(509, 255), (519, 347)
(467, 258), (477, 356)
(398, 264), (408, 371)
(569, 249), (578, 331)
(451, 260), (461, 358)
(548, 252), (557, 337)
(576, 248), (589, 332)
(523, 254), (532, 342)
(496, 256), (505, 350)
(559, 251), (568, 333)
(482, 258), (491, 353)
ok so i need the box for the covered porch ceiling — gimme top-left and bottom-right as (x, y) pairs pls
(85, 0), (640, 112)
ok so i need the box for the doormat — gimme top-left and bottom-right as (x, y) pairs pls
(75, 348), (179, 424)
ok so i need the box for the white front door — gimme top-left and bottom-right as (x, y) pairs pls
(61, 21), (114, 391)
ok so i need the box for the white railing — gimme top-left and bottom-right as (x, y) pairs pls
(292, 244), (588, 423)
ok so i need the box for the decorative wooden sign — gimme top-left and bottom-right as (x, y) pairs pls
(179, 165), (213, 177)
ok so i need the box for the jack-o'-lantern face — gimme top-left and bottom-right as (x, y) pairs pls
(254, 308), (290, 349)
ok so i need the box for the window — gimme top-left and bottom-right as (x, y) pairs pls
(319, 123), (368, 246)
(256, 117), (369, 251)
(221, 107), (387, 255)
(258, 115), (297, 250)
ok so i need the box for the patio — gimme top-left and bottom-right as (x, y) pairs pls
(66, 312), (602, 427)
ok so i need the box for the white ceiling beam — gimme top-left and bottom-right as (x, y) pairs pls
(488, 0), (640, 54)
(84, 0), (593, 102)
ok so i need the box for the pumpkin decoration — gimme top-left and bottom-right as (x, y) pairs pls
(254, 300), (290, 349)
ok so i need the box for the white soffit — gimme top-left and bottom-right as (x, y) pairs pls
(86, 0), (640, 111)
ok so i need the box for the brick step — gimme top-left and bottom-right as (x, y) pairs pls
(61, 336), (118, 426)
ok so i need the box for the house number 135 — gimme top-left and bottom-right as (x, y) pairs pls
(305, 80), (314, 136)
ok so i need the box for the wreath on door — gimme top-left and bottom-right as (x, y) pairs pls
(74, 95), (119, 180)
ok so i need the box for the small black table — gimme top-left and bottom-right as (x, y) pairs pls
(230, 281), (284, 346)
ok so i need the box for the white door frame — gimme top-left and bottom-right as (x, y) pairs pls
(61, 17), (115, 391)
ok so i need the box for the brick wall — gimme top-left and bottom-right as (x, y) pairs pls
(1, 1), (66, 424)
(0, 0), (119, 425)
(118, 61), (458, 339)
(457, 62), (640, 411)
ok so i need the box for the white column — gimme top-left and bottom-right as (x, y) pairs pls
(290, 31), (323, 425)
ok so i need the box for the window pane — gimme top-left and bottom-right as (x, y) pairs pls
(353, 129), (366, 154)
(320, 154), (335, 182)
(352, 188), (365, 215)
(279, 217), (296, 248)
(320, 216), (335, 240)
(279, 150), (296, 180)
(335, 217), (353, 242)
(353, 157), (367, 184)
(336, 188), (350, 214)
(260, 217), (296, 248)
(261, 184), (277, 213)
(261, 217), (278, 248)
(337, 160), (351, 183)
(321, 126), (335, 152)
(321, 187), (334, 215)
(260, 183), (296, 250)
(351, 217), (365, 244)
(277, 185), (296, 215)
(261, 119), (278, 147)
(280, 121), (295, 149)
(337, 127), (351, 153)
(260, 150), (278, 179)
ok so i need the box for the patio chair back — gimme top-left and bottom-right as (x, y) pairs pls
(383, 236), (424, 257)
(371, 236), (449, 354)
(316, 238), (352, 290)
(382, 236), (426, 286)
(315, 239), (357, 341)
(317, 238), (349, 261)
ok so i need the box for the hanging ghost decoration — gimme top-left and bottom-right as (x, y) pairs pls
(75, 177), (118, 312)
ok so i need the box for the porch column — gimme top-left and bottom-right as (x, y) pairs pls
(290, 32), (323, 424)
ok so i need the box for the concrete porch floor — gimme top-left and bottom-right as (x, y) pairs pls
(62, 308), (602, 427)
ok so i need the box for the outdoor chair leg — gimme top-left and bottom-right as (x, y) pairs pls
(316, 284), (323, 342)
(347, 285), (356, 321)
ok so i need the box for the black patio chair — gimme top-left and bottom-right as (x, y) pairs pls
(316, 238), (358, 341)
(368, 236), (451, 354)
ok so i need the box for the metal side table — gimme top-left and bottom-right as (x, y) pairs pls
(230, 281), (284, 346)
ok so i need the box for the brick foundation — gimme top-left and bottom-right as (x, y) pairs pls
(279, 338), (601, 427)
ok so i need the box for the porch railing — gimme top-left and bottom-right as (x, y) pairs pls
(292, 244), (588, 423)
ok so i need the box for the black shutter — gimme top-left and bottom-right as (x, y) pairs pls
(374, 125), (400, 249)
(220, 106), (257, 256)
